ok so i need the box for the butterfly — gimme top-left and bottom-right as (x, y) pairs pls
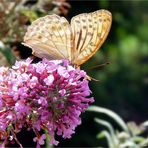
(23, 9), (112, 67)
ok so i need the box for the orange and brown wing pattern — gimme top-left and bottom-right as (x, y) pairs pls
(23, 14), (72, 61)
(23, 10), (112, 66)
(71, 10), (112, 66)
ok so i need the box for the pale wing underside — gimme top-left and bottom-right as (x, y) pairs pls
(23, 10), (112, 66)
(71, 10), (112, 65)
(23, 14), (72, 60)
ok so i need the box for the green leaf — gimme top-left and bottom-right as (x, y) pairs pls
(142, 120), (148, 127)
(139, 138), (148, 147)
(95, 118), (115, 138)
(120, 140), (138, 148)
(132, 136), (145, 143)
(97, 130), (114, 148)
(45, 129), (54, 148)
(95, 118), (119, 147)
(88, 106), (129, 133)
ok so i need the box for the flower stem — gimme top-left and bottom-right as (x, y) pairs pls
(45, 129), (53, 148)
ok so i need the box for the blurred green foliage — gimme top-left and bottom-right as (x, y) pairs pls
(0, 0), (70, 65)
(0, 0), (148, 147)
(88, 0), (148, 121)
(59, 0), (148, 147)
(89, 106), (148, 148)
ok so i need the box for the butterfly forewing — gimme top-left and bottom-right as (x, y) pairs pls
(71, 10), (112, 66)
(23, 14), (72, 60)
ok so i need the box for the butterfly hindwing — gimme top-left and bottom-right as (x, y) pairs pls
(23, 14), (72, 60)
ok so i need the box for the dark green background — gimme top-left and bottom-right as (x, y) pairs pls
(56, 0), (148, 147)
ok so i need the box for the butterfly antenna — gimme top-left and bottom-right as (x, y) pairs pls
(86, 61), (110, 71)
(90, 76), (100, 82)
(85, 75), (100, 82)
(85, 62), (110, 82)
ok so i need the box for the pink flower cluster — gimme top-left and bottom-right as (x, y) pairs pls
(0, 58), (94, 147)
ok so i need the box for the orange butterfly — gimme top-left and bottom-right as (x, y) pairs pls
(23, 9), (112, 67)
